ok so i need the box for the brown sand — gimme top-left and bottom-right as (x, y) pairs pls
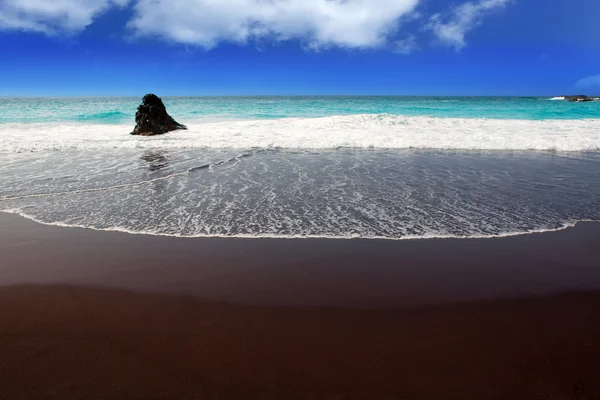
(1, 286), (599, 399)
(2, 213), (600, 308)
(1, 213), (600, 399)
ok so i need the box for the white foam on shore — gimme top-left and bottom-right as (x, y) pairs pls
(0, 209), (589, 242)
(1, 114), (600, 153)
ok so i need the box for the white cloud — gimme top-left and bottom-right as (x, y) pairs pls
(0, 0), (510, 53)
(427, 0), (511, 50)
(0, 0), (130, 34)
(127, 0), (420, 49)
(576, 74), (600, 89)
(394, 34), (418, 54)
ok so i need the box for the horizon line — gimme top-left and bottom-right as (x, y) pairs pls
(2, 94), (596, 99)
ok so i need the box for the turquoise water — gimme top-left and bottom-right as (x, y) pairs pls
(1, 95), (599, 240)
(1, 96), (599, 124)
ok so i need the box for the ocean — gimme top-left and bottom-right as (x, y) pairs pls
(1, 96), (599, 239)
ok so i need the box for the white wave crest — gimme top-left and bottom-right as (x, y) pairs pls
(548, 96), (566, 101)
(1, 114), (600, 153)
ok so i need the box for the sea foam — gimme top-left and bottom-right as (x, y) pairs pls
(1, 114), (600, 153)
(0, 209), (584, 241)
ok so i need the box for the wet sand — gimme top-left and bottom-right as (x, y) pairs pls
(2, 213), (600, 307)
(1, 213), (600, 399)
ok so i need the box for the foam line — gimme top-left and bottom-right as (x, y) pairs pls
(1, 209), (594, 241)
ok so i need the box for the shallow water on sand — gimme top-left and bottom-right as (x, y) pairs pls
(1, 148), (599, 239)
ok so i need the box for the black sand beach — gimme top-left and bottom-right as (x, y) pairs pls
(1, 212), (600, 399)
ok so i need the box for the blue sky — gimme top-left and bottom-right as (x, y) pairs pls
(0, 0), (598, 96)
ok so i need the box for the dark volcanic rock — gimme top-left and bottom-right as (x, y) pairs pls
(131, 94), (187, 136)
(564, 95), (591, 102)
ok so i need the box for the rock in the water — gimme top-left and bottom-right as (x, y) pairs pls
(564, 95), (593, 102)
(131, 94), (187, 136)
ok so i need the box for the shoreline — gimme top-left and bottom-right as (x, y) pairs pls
(1, 212), (600, 308)
(1, 212), (600, 398)
(0, 210), (589, 242)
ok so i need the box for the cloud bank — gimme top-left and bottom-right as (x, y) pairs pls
(0, 0), (130, 34)
(427, 0), (511, 50)
(0, 0), (513, 51)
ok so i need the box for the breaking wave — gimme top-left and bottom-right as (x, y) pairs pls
(1, 114), (600, 153)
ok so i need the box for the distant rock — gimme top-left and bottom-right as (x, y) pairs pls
(131, 94), (187, 136)
(563, 95), (597, 103)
